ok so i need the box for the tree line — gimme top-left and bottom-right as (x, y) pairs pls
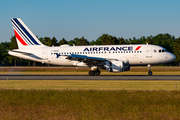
(0, 33), (180, 66)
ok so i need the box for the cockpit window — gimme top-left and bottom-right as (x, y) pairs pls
(164, 49), (168, 52)
(159, 49), (167, 53)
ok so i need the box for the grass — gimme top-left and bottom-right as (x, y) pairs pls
(0, 80), (180, 90)
(0, 89), (180, 119)
(0, 72), (180, 119)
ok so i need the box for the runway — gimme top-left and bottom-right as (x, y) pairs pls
(0, 75), (180, 80)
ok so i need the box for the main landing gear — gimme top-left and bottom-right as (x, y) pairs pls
(147, 64), (153, 76)
(89, 66), (101, 76)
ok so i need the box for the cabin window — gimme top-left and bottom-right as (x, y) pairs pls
(162, 50), (165, 52)
(159, 49), (161, 53)
(154, 50), (156, 53)
(137, 51), (139, 53)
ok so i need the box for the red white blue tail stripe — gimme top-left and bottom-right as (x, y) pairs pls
(11, 18), (43, 46)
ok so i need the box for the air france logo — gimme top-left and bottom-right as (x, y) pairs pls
(54, 53), (61, 58)
(83, 46), (133, 51)
(54, 46), (141, 58)
(135, 46), (141, 50)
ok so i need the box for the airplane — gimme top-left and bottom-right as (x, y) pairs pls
(8, 18), (176, 76)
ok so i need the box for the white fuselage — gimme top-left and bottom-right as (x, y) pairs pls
(9, 44), (176, 66)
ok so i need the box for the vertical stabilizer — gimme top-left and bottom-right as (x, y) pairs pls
(11, 18), (45, 49)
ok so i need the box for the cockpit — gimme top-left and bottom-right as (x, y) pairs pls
(154, 48), (168, 53)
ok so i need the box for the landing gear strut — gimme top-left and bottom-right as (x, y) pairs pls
(89, 67), (101, 76)
(147, 64), (153, 76)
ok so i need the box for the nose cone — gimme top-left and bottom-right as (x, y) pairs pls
(169, 53), (176, 62)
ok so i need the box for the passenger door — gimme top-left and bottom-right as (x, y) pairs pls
(146, 46), (152, 58)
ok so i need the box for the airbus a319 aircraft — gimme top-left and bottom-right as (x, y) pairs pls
(9, 18), (176, 76)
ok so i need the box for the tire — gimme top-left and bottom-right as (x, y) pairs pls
(148, 71), (153, 76)
(89, 70), (95, 76)
(94, 70), (101, 76)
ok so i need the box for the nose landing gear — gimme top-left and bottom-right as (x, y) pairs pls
(147, 64), (153, 76)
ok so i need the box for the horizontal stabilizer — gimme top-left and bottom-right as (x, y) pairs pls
(8, 50), (46, 60)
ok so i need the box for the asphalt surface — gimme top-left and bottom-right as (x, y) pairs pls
(0, 75), (180, 80)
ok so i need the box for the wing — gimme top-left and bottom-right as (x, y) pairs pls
(66, 54), (116, 67)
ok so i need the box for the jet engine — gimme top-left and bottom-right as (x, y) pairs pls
(105, 60), (130, 72)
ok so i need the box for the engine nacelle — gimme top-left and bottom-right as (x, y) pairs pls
(105, 60), (124, 72)
(104, 60), (130, 72)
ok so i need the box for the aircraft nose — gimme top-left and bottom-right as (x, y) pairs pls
(169, 53), (176, 62)
(172, 54), (176, 61)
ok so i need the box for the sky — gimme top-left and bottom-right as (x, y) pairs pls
(1, 0), (180, 43)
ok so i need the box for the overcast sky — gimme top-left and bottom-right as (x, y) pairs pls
(1, 0), (180, 43)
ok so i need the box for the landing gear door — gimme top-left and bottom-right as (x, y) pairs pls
(146, 46), (152, 58)
(42, 49), (48, 60)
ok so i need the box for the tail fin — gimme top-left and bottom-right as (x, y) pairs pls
(11, 18), (45, 49)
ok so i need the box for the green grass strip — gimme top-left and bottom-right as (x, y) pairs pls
(0, 89), (180, 119)
(0, 80), (180, 90)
